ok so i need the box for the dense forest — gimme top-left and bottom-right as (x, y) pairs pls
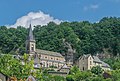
(0, 17), (120, 60)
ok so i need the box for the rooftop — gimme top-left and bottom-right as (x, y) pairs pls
(36, 49), (63, 57)
(27, 24), (35, 41)
(93, 56), (102, 63)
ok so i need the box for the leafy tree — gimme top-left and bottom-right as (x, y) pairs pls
(0, 54), (34, 80)
(91, 66), (103, 75)
(112, 70), (120, 81)
(66, 75), (74, 81)
(68, 66), (92, 81)
(0, 17), (120, 60)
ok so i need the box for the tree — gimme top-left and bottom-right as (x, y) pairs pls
(68, 66), (92, 81)
(91, 66), (103, 75)
(66, 75), (74, 81)
(0, 54), (34, 80)
(112, 70), (120, 81)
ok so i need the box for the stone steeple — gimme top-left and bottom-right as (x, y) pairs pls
(27, 24), (35, 41)
(26, 24), (36, 55)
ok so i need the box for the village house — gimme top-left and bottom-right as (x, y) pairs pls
(76, 54), (111, 71)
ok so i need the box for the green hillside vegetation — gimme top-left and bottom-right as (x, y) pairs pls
(0, 17), (120, 60)
(0, 17), (120, 80)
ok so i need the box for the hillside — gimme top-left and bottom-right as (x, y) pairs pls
(0, 17), (120, 60)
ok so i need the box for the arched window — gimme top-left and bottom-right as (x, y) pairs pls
(31, 44), (34, 51)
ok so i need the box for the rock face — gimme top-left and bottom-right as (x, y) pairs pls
(63, 39), (75, 67)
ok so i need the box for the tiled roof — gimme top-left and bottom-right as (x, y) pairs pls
(36, 49), (63, 57)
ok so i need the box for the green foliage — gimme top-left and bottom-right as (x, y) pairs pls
(112, 70), (120, 81)
(68, 66), (92, 81)
(52, 75), (66, 81)
(91, 66), (103, 75)
(49, 65), (57, 68)
(0, 26), (27, 55)
(0, 17), (120, 59)
(90, 76), (105, 81)
(67, 66), (114, 81)
(35, 68), (66, 81)
(0, 54), (119, 81)
(0, 54), (22, 77)
(69, 66), (80, 75)
(66, 75), (74, 81)
(104, 57), (120, 70)
(0, 54), (34, 79)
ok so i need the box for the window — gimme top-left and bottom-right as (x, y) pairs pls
(83, 67), (84, 71)
(31, 44), (34, 51)
(90, 57), (91, 60)
(90, 61), (92, 65)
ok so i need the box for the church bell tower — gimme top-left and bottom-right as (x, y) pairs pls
(26, 24), (36, 55)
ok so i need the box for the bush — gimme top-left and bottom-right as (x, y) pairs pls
(66, 75), (74, 81)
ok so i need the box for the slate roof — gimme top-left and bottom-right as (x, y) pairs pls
(101, 61), (110, 68)
(93, 56), (102, 63)
(34, 56), (40, 64)
(61, 64), (70, 69)
(93, 56), (110, 68)
(78, 54), (110, 68)
(84, 54), (91, 59)
(27, 24), (35, 41)
(36, 49), (63, 57)
(40, 59), (65, 63)
(78, 54), (91, 60)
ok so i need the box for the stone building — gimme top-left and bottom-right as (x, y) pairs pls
(26, 24), (65, 69)
(76, 54), (111, 71)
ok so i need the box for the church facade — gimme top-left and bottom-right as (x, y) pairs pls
(26, 24), (66, 69)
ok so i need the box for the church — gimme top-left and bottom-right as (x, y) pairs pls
(26, 24), (66, 69)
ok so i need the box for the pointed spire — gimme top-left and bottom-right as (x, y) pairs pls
(27, 24), (35, 41)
